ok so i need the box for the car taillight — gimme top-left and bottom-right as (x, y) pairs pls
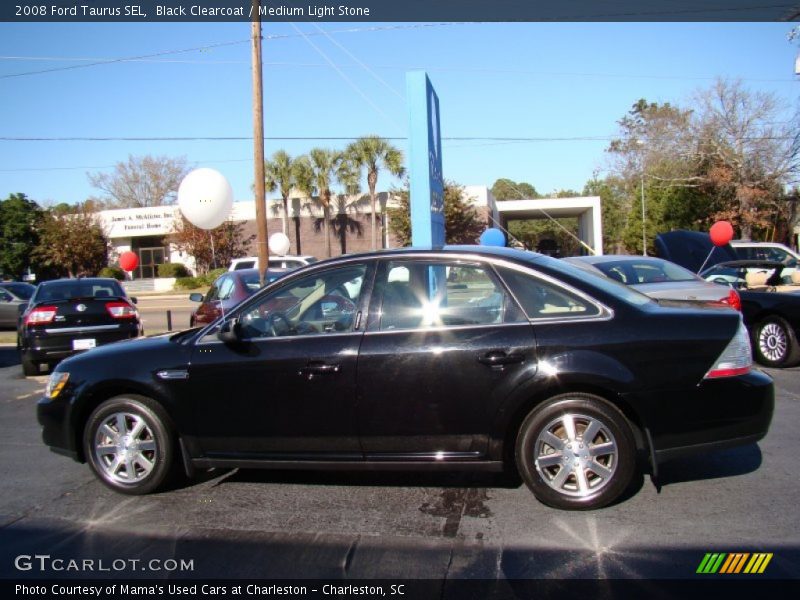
(24, 306), (57, 325)
(720, 289), (742, 312)
(704, 319), (752, 379)
(105, 301), (138, 319)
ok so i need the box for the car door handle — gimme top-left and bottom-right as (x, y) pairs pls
(299, 362), (341, 379)
(477, 351), (524, 367)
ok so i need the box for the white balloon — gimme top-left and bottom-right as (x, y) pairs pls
(269, 232), (291, 256)
(177, 168), (233, 230)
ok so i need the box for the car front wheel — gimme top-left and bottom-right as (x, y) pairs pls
(515, 393), (636, 510)
(84, 395), (176, 494)
(754, 316), (800, 368)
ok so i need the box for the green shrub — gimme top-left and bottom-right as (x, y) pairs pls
(158, 262), (189, 278)
(201, 268), (227, 286)
(174, 277), (202, 290)
(99, 266), (125, 280)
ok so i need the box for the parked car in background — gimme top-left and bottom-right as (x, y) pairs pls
(18, 278), (142, 376)
(656, 230), (800, 368)
(0, 282), (35, 328)
(189, 268), (290, 327)
(38, 246), (773, 510)
(562, 255), (741, 310)
(228, 255), (317, 271)
(731, 241), (800, 283)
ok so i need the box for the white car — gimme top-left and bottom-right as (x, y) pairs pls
(228, 255), (317, 271)
(731, 241), (800, 283)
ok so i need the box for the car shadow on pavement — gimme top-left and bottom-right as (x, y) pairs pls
(656, 443), (762, 486)
(0, 346), (20, 368)
(219, 469), (521, 490)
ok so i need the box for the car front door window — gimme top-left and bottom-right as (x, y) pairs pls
(238, 265), (367, 338)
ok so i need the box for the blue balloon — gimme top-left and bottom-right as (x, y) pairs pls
(480, 228), (506, 247)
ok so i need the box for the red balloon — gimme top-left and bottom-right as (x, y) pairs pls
(119, 251), (139, 272)
(709, 221), (734, 247)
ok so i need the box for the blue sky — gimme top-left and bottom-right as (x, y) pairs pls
(1, 21), (797, 206)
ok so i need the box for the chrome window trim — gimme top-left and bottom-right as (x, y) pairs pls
(490, 259), (614, 323)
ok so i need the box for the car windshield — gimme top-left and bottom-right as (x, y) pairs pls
(35, 280), (126, 302)
(1, 283), (34, 299)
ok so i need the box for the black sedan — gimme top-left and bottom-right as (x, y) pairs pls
(19, 277), (142, 376)
(37, 247), (773, 510)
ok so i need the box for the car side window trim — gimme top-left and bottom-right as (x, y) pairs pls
(493, 261), (614, 323)
(195, 259), (376, 345)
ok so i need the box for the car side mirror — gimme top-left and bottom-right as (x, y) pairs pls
(218, 319), (243, 344)
(189, 293), (203, 303)
(130, 296), (138, 304)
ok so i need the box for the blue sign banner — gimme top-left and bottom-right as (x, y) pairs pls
(407, 71), (445, 248)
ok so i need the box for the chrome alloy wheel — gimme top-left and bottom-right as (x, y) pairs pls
(534, 413), (618, 498)
(93, 412), (157, 484)
(758, 322), (788, 363)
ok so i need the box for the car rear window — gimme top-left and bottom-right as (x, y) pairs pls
(35, 281), (126, 302)
(2, 283), (34, 299)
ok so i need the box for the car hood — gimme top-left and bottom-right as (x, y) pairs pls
(654, 230), (738, 273)
(56, 330), (191, 373)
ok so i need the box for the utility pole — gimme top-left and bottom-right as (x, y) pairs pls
(252, 0), (269, 284)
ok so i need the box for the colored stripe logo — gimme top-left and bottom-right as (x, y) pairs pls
(697, 553), (773, 574)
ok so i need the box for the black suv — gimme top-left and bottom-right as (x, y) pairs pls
(19, 278), (142, 376)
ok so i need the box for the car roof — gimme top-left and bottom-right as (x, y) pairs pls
(565, 254), (670, 265)
(38, 277), (121, 286)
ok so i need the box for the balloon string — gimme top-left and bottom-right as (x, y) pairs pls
(697, 247), (716, 274)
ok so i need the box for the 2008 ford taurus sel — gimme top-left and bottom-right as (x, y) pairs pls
(37, 247), (774, 510)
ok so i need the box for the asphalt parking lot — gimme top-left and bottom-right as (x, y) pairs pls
(0, 344), (798, 584)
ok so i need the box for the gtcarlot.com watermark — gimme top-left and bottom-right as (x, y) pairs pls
(14, 554), (194, 573)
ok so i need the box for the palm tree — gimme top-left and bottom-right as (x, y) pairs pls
(346, 136), (405, 250)
(264, 150), (295, 236)
(301, 148), (344, 258)
(332, 159), (364, 254)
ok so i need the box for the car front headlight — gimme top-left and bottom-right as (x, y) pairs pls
(45, 372), (70, 399)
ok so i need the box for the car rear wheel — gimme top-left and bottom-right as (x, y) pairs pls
(754, 316), (800, 368)
(515, 393), (636, 510)
(84, 395), (176, 494)
(21, 354), (39, 377)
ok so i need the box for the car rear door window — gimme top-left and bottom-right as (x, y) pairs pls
(496, 266), (602, 319)
(378, 261), (519, 331)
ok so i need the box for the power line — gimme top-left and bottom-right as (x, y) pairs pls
(0, 23), (469, 80)
(3, 55), (795, 84)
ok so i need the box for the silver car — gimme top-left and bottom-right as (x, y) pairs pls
(0, 282), (35, 328)
(562, 255), (741, 309)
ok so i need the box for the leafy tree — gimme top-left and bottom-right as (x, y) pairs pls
(346, 136), (405, 250)
(171, 216), (254, 275)
(34, 207), (109, 278)
(388, 181), (485, 246)
(88, 154), (190, 208)
(693, 79), (799, 240)
(0, 193), (42, 279)
(491, 178), (539, 200)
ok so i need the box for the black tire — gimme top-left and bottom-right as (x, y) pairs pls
(21, 354), (39, 377)
(753, 316), (800, 368)
(83, 395), (177, 495)
(515, 393), (636, 510)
